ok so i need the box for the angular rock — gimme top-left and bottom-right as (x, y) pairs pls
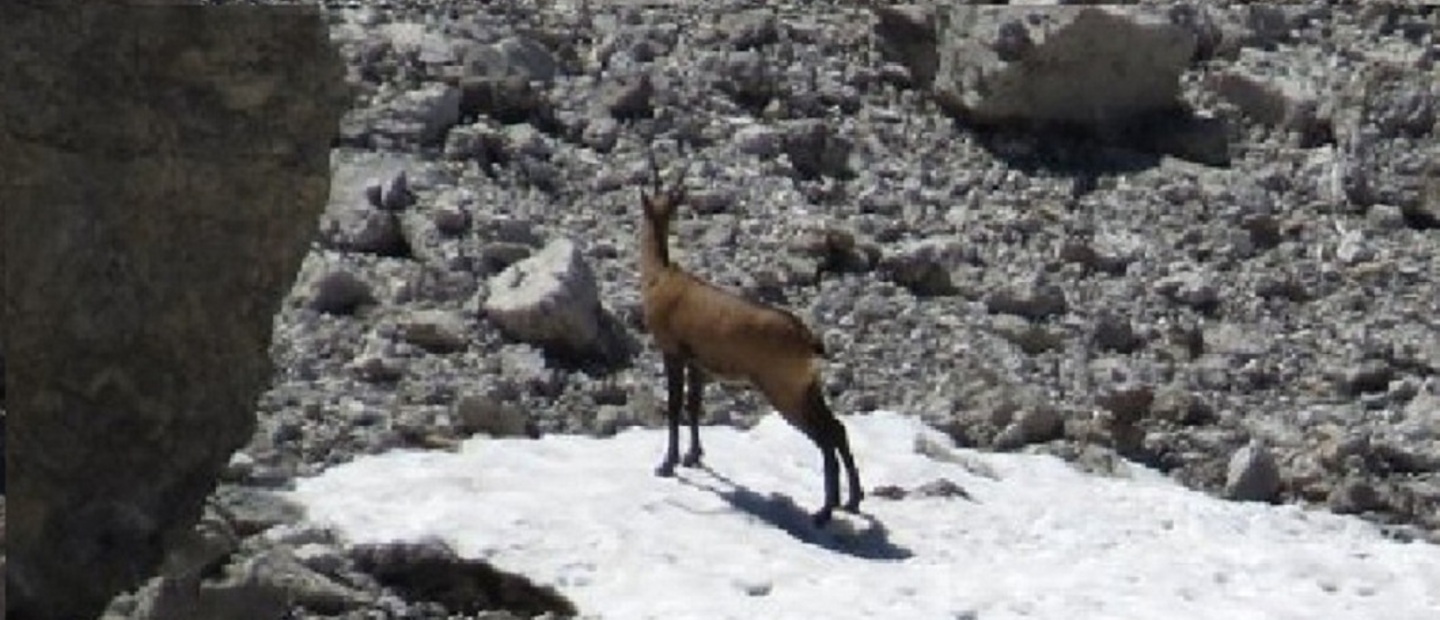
(1208, 49), (1331, 146)
(990, 315), (1065, 355)
(734, 123), (782, 158)
(484, 238), (628, 366)
(455, 390), (534, 439)
(1224, 442), (1282, 503)
(934, 6), (1196, 125)
(1093, 313), (1143, 354)
(1329, 478), (1383, 514)
(1095, 383), (1155, 424)
(398, 310), (469, 354)
(1, 6), (345, 619)
(368, 170), (417, 212)
(985, 281), (1068, 321)
(1156, 271), (1221, 313)
(872, 4), (939, 88)
(320, 205), (411, 257)
(306, 268), (376, 316)
(377, 83), (463, 147)
(993, 406), (1064, 451)
(606, 73), (655, 121)
(781, 119), (855, 180)
(878, 238), (960, 296)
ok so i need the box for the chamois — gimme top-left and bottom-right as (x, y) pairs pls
(636, 161), (863, 527)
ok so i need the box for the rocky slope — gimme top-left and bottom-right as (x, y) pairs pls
(114, 1), (1438, 618)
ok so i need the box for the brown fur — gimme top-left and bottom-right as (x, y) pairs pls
(637, 171), (863, 526)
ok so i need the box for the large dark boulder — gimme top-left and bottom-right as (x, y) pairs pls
(0, 5), (348, 620)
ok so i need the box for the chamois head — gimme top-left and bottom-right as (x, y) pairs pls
(639, 153), (689, 225)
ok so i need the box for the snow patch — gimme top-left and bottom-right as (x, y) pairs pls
(290, 411), (1440, 620)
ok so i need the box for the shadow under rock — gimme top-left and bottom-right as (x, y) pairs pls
(960, 107), (1231, 198)
(678, 466), (915, 562)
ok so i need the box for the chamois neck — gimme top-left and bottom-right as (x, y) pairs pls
(640, 215), (671, 281)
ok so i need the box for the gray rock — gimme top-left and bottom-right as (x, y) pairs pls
(934, 6), (1195, 125)
(1150, 384), (1215, 426)
(1224, 442), (1282, 502)
(582, 116), (621, 152)
(781, 119), (855, 180)
(455, 390), (534, 438)
(1156, 271), (1220, 313)
(723, 11), (780, 51)
(371, 170), (417, 211)
(1208, 50), (1329, 146)
(993, 406), (1064, 451)
(382, 83), (464, 146)
(306, 268), (376, 315)
(1328, 478), (1383, 514)
(1093, 313), (1143, 354)
(398, 310), (469, 354)
(878, 238), (960, 296)
(734, 123), (782, 158)
(715, 50), (778, 113)
(872, 4), (939, 88)
(1336, 359), (1395, 396)
(320, 205), (411, 257)
(484, 238), (627, 365)
(2, 6), (345, 618)
(210, 485), (305, 538)
(606, 73), (655, 121)
(1095, 383), (1155, 424)
(990, 314), (1065, 355)
(432, 204), (471, 236)
(913, 478), (971, 500)
(985, 280), (1068, 321)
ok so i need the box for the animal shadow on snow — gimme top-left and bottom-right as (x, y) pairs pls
(679, 467), (914, 561)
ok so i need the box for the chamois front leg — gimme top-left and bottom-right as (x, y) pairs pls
(654, 354), (685, 478)
(682, 362), (705, 467)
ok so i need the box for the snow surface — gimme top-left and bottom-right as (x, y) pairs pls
(289, 411), (1440, 620)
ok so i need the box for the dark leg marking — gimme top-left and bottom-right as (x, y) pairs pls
(682, 362), (705, 467)
(655, 354), (685, 478)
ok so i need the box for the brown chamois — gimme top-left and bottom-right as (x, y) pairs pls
(637, 162), (863, 527)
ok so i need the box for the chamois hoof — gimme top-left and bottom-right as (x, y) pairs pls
(681, 450), (704, 468)
(811, 508), (834, 528)
(842, 499), (862, 514)
(654, 461), (677, 478)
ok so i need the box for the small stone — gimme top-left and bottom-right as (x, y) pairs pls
(913, 478), (971, 500)
(734, 124), (781, 158)
(1095, 383), (1155, 424)
(1224, 442), (1281, 503)
(985, 281), (1068, 321)
(1156, 271), (1220, 313)
(872, 485), (908, 500)
(433, 205), (470, 236)
(379, 171), (417, 211)
(398, 310), (469, 354)
(606, 73), (654, 121)
(308, 269), (376, 315)
(1328, 478), (1383, 514)
(1093, 313), (1143, 353)
(455, 391), (533, 438)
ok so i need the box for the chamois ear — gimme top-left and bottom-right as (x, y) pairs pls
(639, 187), (654, 218)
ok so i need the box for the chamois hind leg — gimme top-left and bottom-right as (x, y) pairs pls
(655, 354), (685, 477)
(832, 419), (864, 513)
(682, 362), (705, 467)
(806, 382), (863, 523)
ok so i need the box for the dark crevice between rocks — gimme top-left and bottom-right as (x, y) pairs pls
(352, 541), (578, 618)
(960, 106), (1231, 186)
